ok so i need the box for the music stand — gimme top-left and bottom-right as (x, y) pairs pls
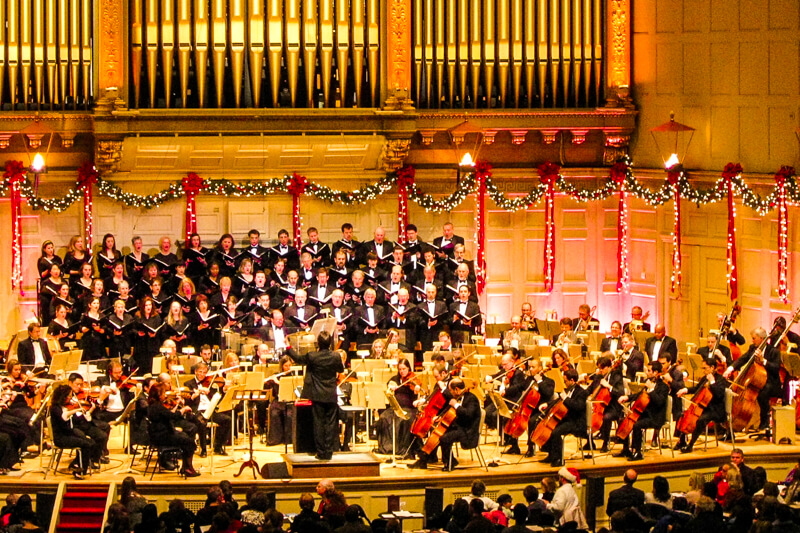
(203, 392), (223, 474)
(311, 317), (338, 339)
(49, 350), (81, 379)
(363, 382), (388, 442)
(112, 390), (144, 475)
(216, 385), (243, 466)
(487, 389), (514, 454)
(233, 389), (271, 480)
(384, 391), (409, 467)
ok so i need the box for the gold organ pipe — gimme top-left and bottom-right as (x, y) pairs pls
(511, 0), (522, 107)
(178, 0), (192, 107)
(145, 0), (159, 107)
(268, 0), (283, 107)
(161, 0), (175, 108)
(352, 0), (365, 103)
(304, 0), (317, 107)
(593, 0), (601, 101)
(549, 0), (558, 104)
(336, 0), (350, 106)
(0, 0), (5, 108)
(423, 0), (432, 105)
(211, 0), (227, 107)
(366, 0), (378, 106)
(46, 0), (57, 105)
(457, 0), (468, 105)
(561, 0), (570, 103)
(7, 0), (18, 107)
(523, 0), (534, 107)
(249, 0), (265, 107)
(34, 0), (45, 105)
(538, 0), (546, 106)
(80, 0), (89, 103)
(484, 0), (495, 107)
(571, 0), (579, 103)
(446, 0), (456, 106)
(497, 0), (510, 107)
(435, 0), (444, 106)
(470, 0), (480, 107)
(129, 0), (143, 106)
(69, 0), (79, 107)
(230, 0), (245, 107)
(413, 0), (422, 105)
(582, 0), (590, 103)
(193, 0), (208, 107)
(22, 0), (32, 108)
(319, 0), (333, 105)
(286, 0), (300, 107)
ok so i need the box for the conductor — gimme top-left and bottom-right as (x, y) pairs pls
(287, 331), (345, 460)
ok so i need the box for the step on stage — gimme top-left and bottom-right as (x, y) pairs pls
(280, 452), (382, 479)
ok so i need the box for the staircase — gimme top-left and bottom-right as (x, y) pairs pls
(54, 484), (109, 533)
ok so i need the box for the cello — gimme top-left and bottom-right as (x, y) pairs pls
(420, 381), (472, 454)
(411, 386), (446, 439)
(530, 399), (569, 448)
(617, 362), (675, 439)
(587, 357), (624, 433)
(674, 375), (714, 436)
(503, 381), (541, 439)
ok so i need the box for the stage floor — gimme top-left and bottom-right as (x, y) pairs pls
(8, 425), (800, 488)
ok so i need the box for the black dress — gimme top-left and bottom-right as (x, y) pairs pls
(134, 314), (164, 372)
(47, 318), (76, 350)
(80, 313), (107, 361)
(146, 402), (195, 460)
(105, 313), (134, 359)
(376, 375), (418, 454)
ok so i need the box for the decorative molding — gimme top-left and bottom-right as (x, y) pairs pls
(571, 130), (589, 145)
(604, 133), (631, 165)
(540, 130), (558, 144)
(606, 0), (633, 108)
(419, 130), (437, 145)
(385, 0), (413, 110)
(97, 0), (124, 91)
(96, 140), (124, 175)
(482, 131), (498, 145)
(380, 138), (411, 171)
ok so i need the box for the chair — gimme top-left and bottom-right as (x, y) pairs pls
(450, 407), (489, 472)
(703, 388), (735, 450)
(44, 414), (85, 479)
(140, 419), (184, 479)
(574, 397), (596, 464)
(654, 395), (675, 457)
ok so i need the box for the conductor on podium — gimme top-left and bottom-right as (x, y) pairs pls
(287, 331), (345, 460)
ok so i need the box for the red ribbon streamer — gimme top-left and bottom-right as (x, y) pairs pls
(668, 170), (682, 294)
(288, 173), (309, 249)
(722, 163), (742, 301)
(4, 160), (26, 294)
(77, 162), (98, 251)
(182, 172), (205, 244)
(474, 161), (491, 295)
(538, 162), (560, 293)
(776, 166), (794, 304)
(396, 166), (415, 243)
(611, 162), (629, 292)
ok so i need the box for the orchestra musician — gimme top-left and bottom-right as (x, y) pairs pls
(286, 331), (344, 460)
(520, 302), (539, 333)
(94, 361), (140, 424)
(697, 332), (732, 369)
(645, 325), (679, 365)
(587, 355), (625, 453)
(550, 349), (574, 373)
(616, 361), (670, 461)
(335, 349), (356, 452)
(658, 353), (685, 424)
(16, 323), (52, 370)
(599, 322), (624, 353)
(409, 377), (480, 472)
(616, 334), (643, 381)
(49, 383), (101, 479)
(524, 359), (556, 457)
(485, 350), (529, 455)
(773, 316), (800, 355)
(3, 359), (44, 456)
(623, 306), (651, 334)
(184, 362), (232, 457)
(375, 358), (419, 455)
(717, 312), (747, 349)
(67, 373), (111, 467)
(146, 382), (200, 476)
(552, 318), (578, 347)
(537, 369), (588, 467)
(263, 356), (294, 446)
(574, 304), (600, 332)
(675, 359), (728, 453)
(724, 327), (782, 431)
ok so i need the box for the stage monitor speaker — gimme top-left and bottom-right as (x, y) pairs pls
(424, 487), (445, 529)
(260, 462), (290, 479)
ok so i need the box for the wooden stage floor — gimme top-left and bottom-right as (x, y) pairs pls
(7, 425), (800, 488)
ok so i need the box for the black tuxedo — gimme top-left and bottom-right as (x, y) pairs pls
(445, 258), (476, 283)
(542, 384), (589, 463)
(307, 283), (336, 307)
(606, 484), (645, 516)
(358, 240), (395, 266)
(413, 278), (444, 303)
(287, 347), (345, 459)
(331, 239), (361, 268)
(242, 245), (271, 271)
(354, 304), (386, 346)
(698, 344), (732, 367)
(261, 323), (294, 350)
(600, 336), (623, 353)
(284, 303), (320, 329)
(733, 343), (782, 428)
(680, 372), (729, 448)
(573, 316), (600, 332)
(645, 335), (678, 364)
(16, 337), (52, 367)
(444, 279), (478, 304)
(432, 235), (465, 259)
(343, 283), (368, 306)
(449, 300), (482, 345)
(301, 241), (332, 267)
(417, 300), (450, 351)
(627, 379), (670, 453)
(327, 266), (352, 288)
(621, 348), (645, 381)
(269, 245), (300, 270)
(386, 302), (418, 350)
(428, 390), (481, 465)
(321, 303), (354, 343)
(377, 280), (412, 305)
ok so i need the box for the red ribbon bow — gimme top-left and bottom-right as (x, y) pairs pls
(287, 172), (308, 196)
(77, 162), (99, 188)
(396, 165), (415, 188)
(3, 160), (26, 183)
(182, 172), (205, 194)
(722, 162), (743, 181)
(775, 166), (795, 186)
(610, 161), (628, 185)
(475, 160), (493, 177)
(538, 161), (560, 185)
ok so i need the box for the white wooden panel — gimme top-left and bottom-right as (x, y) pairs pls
(486, 240), (512, 282)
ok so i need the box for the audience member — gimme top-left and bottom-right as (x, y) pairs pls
(289, 493), (327, 533)
(464, 499), (493, 533)
(500, 504), (529, 533)
(120, 476), (148, 528)
(333, 505), (370, 533)
(444, 499), (470, 533)
(546, 467), (588, 529)
(606, 469), (645, 516)
(160, 499), (195, 533)
(316, 479), (347, 529)
(645, 476), (674, 509)
(461, 480), (498, 512)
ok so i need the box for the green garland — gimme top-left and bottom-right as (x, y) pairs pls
(3, 164), (799, 215)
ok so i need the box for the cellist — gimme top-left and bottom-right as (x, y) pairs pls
(723, 326), (781, 431)
(586, 354), (625, 453)
(484, 350), (529, 455)
(523, 359), (555, 457)
(408, 378), (480, 472)
(407, 363), (451, 462)
(675, 359), (728, 453)
(537, 369), (588, 467)
(615, 361), (670, 461)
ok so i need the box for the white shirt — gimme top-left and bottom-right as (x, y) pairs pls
(297, 307), (305, 321)
(652, 340), (663, 360)
(334, 307), (342, 321)
(273, 326), (286, 350)
(375, 243), (384, 257)
(367, 307), (375, 325)
(106, 384), (125, 411)
(459, 302), (468, 315)
(32, 341), (45, 367)
(427, 301), (436, 315)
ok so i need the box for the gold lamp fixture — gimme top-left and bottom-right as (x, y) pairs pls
(650, 112), (695, 171)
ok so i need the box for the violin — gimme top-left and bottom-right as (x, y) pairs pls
(113, 369), (139, 391)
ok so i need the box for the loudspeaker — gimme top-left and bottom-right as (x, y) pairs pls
(260, 462), (290, 479)
(424, 487), (444, 528)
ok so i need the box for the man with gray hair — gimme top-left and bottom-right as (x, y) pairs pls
(724, 326), (782, 430)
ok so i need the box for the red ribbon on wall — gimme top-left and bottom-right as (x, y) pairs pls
(4, 160), (26, 294)
(776, 166), (794, 304)
(667, 169), (682, 294)
(182, 172), (205, 244)
(474, 161), (491, 295)
(77, 162), (98, 251)
(611, 161), (629, 292)
(396, 166), (415, 243)
(538, 161), (560, 293)
(722, 163), (742, 301)
(288, 172), (309, 249)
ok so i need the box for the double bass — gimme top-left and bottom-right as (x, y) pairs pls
(718, 300), (742, 369)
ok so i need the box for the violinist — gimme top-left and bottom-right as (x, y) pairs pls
(94, 361), (140, 424)
(484, 351), (529, 455)
(537, 369), (588, 467)
(3, 360), (44, 457)
(409, 378), (480, 472)
(375, 358), (419, 455)
(263, 356), (294, 446)
(66, 373), (111, 468)
(185, 362), (232, 457)
(675, 359), (728, 453)
(620, 334), (645, 381)
(616, 362), (670, 461)
(550, 349), (573, 373)
(697, 333), (732, 369)
(147, 382), (199, 476)
(523, 359), (555, 457)
(552, 318), (578, 347)
(157, 364), (201, 449)
(49, 383), (100, 479)
(723, 326), (781, 431)
(586, 355), (624, 453)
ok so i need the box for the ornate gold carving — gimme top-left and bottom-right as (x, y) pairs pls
(603, 133), (630, 165)
(380, 138), (411, 171)
(96, 140), (124, 175)
(570, 130), (589, 145)
(482, 131), (498, 145)
(539, 130), (558, 144)
(419, 130), (437, 146)
(0, 135), (12, 149)
(98, 0), (124, 90)
(385, 0), (413, 109)
(607, 0), (632, 108)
